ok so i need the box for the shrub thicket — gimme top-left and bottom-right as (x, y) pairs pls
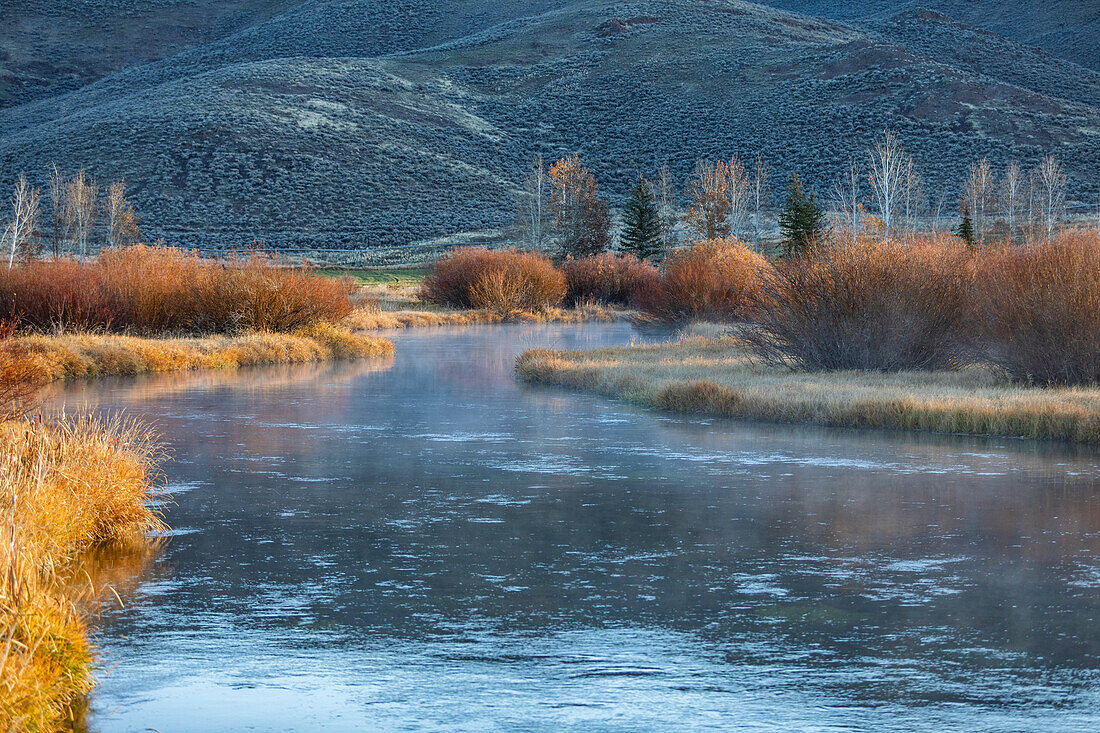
(744, 235), (972, 371)
(0, 245), (353, 334)
(639, 238), (771, 322)
(562, 253), (660, 306)
(973, 230), (1100, 385)
(420, 247), (565, 315)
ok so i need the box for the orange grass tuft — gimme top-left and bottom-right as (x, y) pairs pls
(1, 415), (165, 730)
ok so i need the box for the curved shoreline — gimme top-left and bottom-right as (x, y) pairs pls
(516, 337), (1100, 445)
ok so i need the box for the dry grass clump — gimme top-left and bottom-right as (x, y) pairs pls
(973, 230), (1100, 385)
(11, 326), (392, 382)
(1, 319), (45, 420)
(420, 247), (565, 316)
(0, 245), (353, 335)
(561, 253), (659, 306)
(516, 337), (1100, 444)
(1, 415), (164, 730)
(638, 238), (771, 322)
(745, 235), (972, 371)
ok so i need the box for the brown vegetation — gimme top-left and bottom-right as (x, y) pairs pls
(638, 238), (771, 322)
(973, 230), (1100, 385)
(744, 235), (972, 371)
(420, 247), (565, 316)
(0, 245), (353, 335)
(562, 253), (659, 306)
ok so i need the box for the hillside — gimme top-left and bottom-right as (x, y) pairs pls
(0, 0), (1097, 250)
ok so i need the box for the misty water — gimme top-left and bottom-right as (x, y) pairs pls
(52, 323), (1098, 732)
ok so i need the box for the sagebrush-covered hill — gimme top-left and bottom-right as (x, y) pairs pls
(1, 0), (1097, 249)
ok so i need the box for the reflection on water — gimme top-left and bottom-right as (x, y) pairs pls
(54, 324), (1099, 732)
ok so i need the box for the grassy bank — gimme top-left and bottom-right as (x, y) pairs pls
(1, 415), (164, 730)
(9, 323), (393, 382)
(517, 337), (1100, 444)
(347, 281), (622, 331)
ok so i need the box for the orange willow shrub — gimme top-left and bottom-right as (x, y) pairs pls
(561, 253), (660, 306)
(744, 235), (972, 371)
(973, 230), (1100, 385)
(638, 238), (771, 322)
(0, 246), (353, 334)
(421, 247), (565, 313)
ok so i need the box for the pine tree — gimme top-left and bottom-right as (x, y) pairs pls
(778, 172), (824, 257)
(955, 201), (975, 247)
(620, 174), (662, 261)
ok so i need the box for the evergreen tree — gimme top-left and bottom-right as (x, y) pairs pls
(955, 201), (975, 247)
(778, 172), (824, 257)
(620, 174), (662, 261)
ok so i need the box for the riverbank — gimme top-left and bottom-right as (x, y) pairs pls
(1, 415), (164, 730)
(10, 323), (393, 382)
(516, 336), (1100, 444)
(346, 283), (625, 330)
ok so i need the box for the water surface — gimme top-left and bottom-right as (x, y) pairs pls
(52, 323), (1100, 731)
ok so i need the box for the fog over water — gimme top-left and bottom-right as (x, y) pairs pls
(51, 323), (1099, 732)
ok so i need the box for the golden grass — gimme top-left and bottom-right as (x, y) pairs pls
(9, 324), (393, 382)
(345, 285), (621, 330)
(1, 415), (164, 731)
(517, 337), (1100, 444)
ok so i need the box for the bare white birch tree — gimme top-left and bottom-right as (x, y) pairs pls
(963, 159), (995, 246)
(901, 158), (926, 236)
(1001, 161), (1022, 243)
(6, 174), (40, 269)
(832, 157), (862, 243)
(48, 164), (66, 256)
(517, 154), (548, 251)
(105, 179), (140, 247)
(65, 167), (98, 256)
(867, 130), (909, 242)
(726, 155), (751, 241)
(1034, 154), (1066, 240)
(751, 155), (768, 250)
(655, 164), (678, 256)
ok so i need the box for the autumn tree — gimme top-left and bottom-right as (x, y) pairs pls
(683, 159), (731, 241)
(778, 173), (824, 257)
(5, 174), (40, 268)
(547, 154), (610, 259)
(620, 174), (662, 261)
(105, 180), (140, 247)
